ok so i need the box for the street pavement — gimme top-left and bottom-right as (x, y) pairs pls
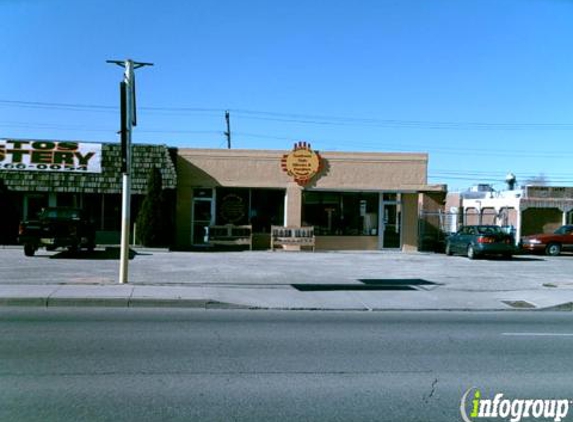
(4, 309), (573, 422)
(2, 246), (573, 310)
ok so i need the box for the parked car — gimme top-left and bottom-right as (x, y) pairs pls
(521, 225), (573, 256)
(445, 225), (515, 259)
(18, 207), (96, 256)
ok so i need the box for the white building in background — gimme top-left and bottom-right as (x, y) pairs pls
(447, 184), (573, 242)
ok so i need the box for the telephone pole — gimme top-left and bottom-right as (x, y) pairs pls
(224, 110), (231, 149)
(107, 58), (153, 284)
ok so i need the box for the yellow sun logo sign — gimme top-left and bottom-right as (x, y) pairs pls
(281, 141), (323, 186)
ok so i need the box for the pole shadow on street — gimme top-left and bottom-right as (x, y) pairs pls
(48, 247), (139, 260)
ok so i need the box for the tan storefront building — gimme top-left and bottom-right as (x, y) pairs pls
(175, 146), (445, 251)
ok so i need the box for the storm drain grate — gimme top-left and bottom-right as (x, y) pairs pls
(502, 300), (537, 309)
(291, 279), (440, 292)
(291, 284), (417, 292)
(359, 278), (437, 286)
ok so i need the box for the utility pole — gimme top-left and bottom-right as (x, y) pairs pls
(224, 110), (231, 149)
(107, 58), (153, 284)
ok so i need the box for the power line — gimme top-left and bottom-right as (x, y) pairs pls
(230, 108), (573, 129)
(0, 100), (223, 116)
(430, 169), (573, 182)
(0, 99), (115, 112)
(233, 113), (573, 131)
(0, 121), (222, 136)
(233, 131), (573, 158)
(0, 115), (570, 159)
(1, 99), (573, 130)
(0, 121), (569, 160)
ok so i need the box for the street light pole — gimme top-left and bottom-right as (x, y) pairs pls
(107, 59), (153, 284)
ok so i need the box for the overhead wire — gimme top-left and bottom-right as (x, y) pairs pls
(0, 119), (569, 159)
(1, 99), (573, 130)
(1, 98), (572, 184)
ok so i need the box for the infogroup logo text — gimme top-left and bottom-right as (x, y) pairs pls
(460, 387), (571, 422)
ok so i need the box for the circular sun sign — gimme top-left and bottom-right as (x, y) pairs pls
(281, 142), (323, 186)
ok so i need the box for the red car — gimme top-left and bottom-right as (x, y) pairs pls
(521, 225), (573, 256)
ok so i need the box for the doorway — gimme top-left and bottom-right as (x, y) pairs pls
(191, 189), (214, 246)
(379, 194), (402, 249)
(24, 194), (49, 220)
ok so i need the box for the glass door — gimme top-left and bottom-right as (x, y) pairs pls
(379, 193), (402, 249)
(191, 189), (214, 246)
(382, 203), (401, 248)
(24, 194), (49, 220)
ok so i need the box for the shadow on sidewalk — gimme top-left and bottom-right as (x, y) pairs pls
(292, 278), (442, 291)
(49, 247), (142, 260)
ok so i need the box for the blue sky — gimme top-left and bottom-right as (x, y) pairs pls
(2, 0), (572, 190)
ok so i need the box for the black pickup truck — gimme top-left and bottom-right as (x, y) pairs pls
(18, 207), (96, 256)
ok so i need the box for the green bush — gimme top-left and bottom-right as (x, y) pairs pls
(135, 167), (166, 247)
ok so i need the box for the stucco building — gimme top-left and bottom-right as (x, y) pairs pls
(446, 184), (573, 242)
(0, 138), (446, 251)
(176, 145), (445, 251)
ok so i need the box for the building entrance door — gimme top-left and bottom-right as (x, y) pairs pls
(382, 203), (401, 248)
(24, 194), (49, 220)
(379, 194), (402, 249)
(191, 189), (213, 246)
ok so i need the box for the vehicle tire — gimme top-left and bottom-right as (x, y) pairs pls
(68, 244), (79, 255)
(545, 243), (561, 256)
(24, 244), (36, 257)
(467, 245), (477, 260)
(445, 243), (453, 256)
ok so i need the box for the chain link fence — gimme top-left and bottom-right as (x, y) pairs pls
(418, 209), (512, 252)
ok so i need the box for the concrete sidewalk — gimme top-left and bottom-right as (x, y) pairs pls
(2, 247), (573, 311)
(3, 283), (573, 311)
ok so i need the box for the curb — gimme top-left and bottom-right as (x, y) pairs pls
(128, 298), (254, 309)
(0, 296), (546, 311)
(0, 297), (48, 307)
(0, 296), (255, 310)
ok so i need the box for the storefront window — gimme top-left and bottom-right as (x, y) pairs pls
(194, 188), (212, 199)
(81, 194), (103, 229)
(216, 188), (249, 225)
(24, 194), (49, 219)
(302, 191), (378, 236)
(101, 194), (121, 231)
(250, 189), (285, 232)
(215, 188), (284, 232)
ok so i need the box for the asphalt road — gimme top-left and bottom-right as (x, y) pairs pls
(2, 309), (573, 422)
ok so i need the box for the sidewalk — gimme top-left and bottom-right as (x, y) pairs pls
(2, 247), (573, 311)
(3, 283), (573, 311)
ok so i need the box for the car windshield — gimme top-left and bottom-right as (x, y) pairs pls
(554, 226), (573, 235)
(42, 208), (80, 219)
(476, 226), (502, 235)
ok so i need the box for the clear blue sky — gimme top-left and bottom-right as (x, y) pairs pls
(2, 0), (572, 191)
